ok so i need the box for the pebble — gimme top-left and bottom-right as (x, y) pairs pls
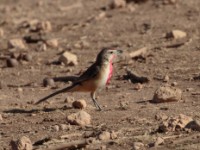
(22, 54), (32, 61)
(31, 113), (36, 117)
(7, 58), (19, 67)
(52, 125), (60, 132)
(159, 114), (193, 132)
(153, 137), (164, 146)
(166, 30), (187, 39)
(155, 113), (168, 121)
(186, 119), (200, 131)
(59, 51), (78, 66)
(8, 39), (26, 49)
(59, 124), (71, 130)
(17, 87), (23, 92)
(72, 99), (87, 109)
(80, 40), (90, 48)
(109, 0), (126, 9)
(171, 81), (178, 86)
(133, 83), (143, 90)
(11, 52), (21, 60)
(127, 4), (136, 12)
(43, 78), (55, 87)
(0, 114), (3, 121)
(37, 21), (52, 32)
(0, 28), (4, 37)
(99, 131), (111, 141)
(10, 136), (32, 150)
(152, 85), (182, 103)
(37, 42), (47, 51)
(133, 142), (144, 150)
(110, 131), (118, 139)
(46, 39), (58, 48)
(64, 97), (74, 103)
(163, 75), (169, 82)
(66, 111), (91, 126)
(95, 12), (106, 20)
(186, 88), (194, 92)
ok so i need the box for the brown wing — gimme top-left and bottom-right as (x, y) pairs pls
(35, 63), (100, 105)
(73, 62), (101, 85)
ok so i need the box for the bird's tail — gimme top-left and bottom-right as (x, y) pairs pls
(35, 85), (75, 105)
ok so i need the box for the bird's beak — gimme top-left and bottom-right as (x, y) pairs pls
(116, 49), (123, 54)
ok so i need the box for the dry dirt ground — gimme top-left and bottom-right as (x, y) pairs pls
(0, 0), (200, 149)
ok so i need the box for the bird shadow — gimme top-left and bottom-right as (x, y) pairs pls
(6, 76), (79, 88)
(136, 99), (153, 104)
(3, 105), (72, 114)
(53, 76), (79, 83)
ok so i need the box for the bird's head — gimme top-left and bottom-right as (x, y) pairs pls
(96, 47), (123, 64)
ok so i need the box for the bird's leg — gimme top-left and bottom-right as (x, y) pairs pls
(91, 92), (102, 111)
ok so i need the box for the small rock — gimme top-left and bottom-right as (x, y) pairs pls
(158, 114), (193, 132)
(133, 142), (144, 150)
(59, 124), (70, 130)
(74, 43), (82, 49)
(37, 42), (47, 51)
(175, 114), (193, 129)
(166, 30), (187, 39)
(8, 39), (26, 49)
(46, 39), (58, 48)
(95, 12), (106, 20)
(80, 40), (90, 48)
(31, 113), (36, 117)
(59, 51), (78, 66)
(153, 137), (164, 147)
(66, 111), (91, 126)
(20, 60), (29, 65)
(109, 0), (126, 9)
(83, 131), (95, 138)
(11, 136), (32, 150)
(7, 58), (19, 67)
(11, 52), (21, 60)
(17, 87), (23, 92)
(52, 125), (59, 132)
(152, 85), (182, 103)
(100, 145), (107, 150)
(163, 75), (169, 82)
(27, 19), (40, 31)
(37, 21), (52, 32)
(110, 131), (118, 139)
(74, 41), (90, 49)
(163, 0), (177, 5)
(64, 97), (74, 103)
(186, 88), (194, 92)
(72, 99), (87, 109)
(186, 119), (200, 131)
(0, 28), (4, 37)
(133, 83), (143, 90)
(119, 100), (129, 110)
(99, 131), (111, 141)
(155, 113), (168, 121)
(22, 54), (32, 61)
(0, 114), (3, 121)
(127, 4), (136, 12)
(43, 78), (55, 87)
(171, 82), (178, 86)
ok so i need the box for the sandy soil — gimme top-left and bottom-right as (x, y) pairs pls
(0, 0), (200, 149)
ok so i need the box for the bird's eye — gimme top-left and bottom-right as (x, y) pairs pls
(110, 51), (113, 54)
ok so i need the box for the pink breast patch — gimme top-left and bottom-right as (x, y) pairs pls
(106, 55), (115, 85)
(106, 63), (113, 84)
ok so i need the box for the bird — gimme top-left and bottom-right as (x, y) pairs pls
(35, 48), (123, 111)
